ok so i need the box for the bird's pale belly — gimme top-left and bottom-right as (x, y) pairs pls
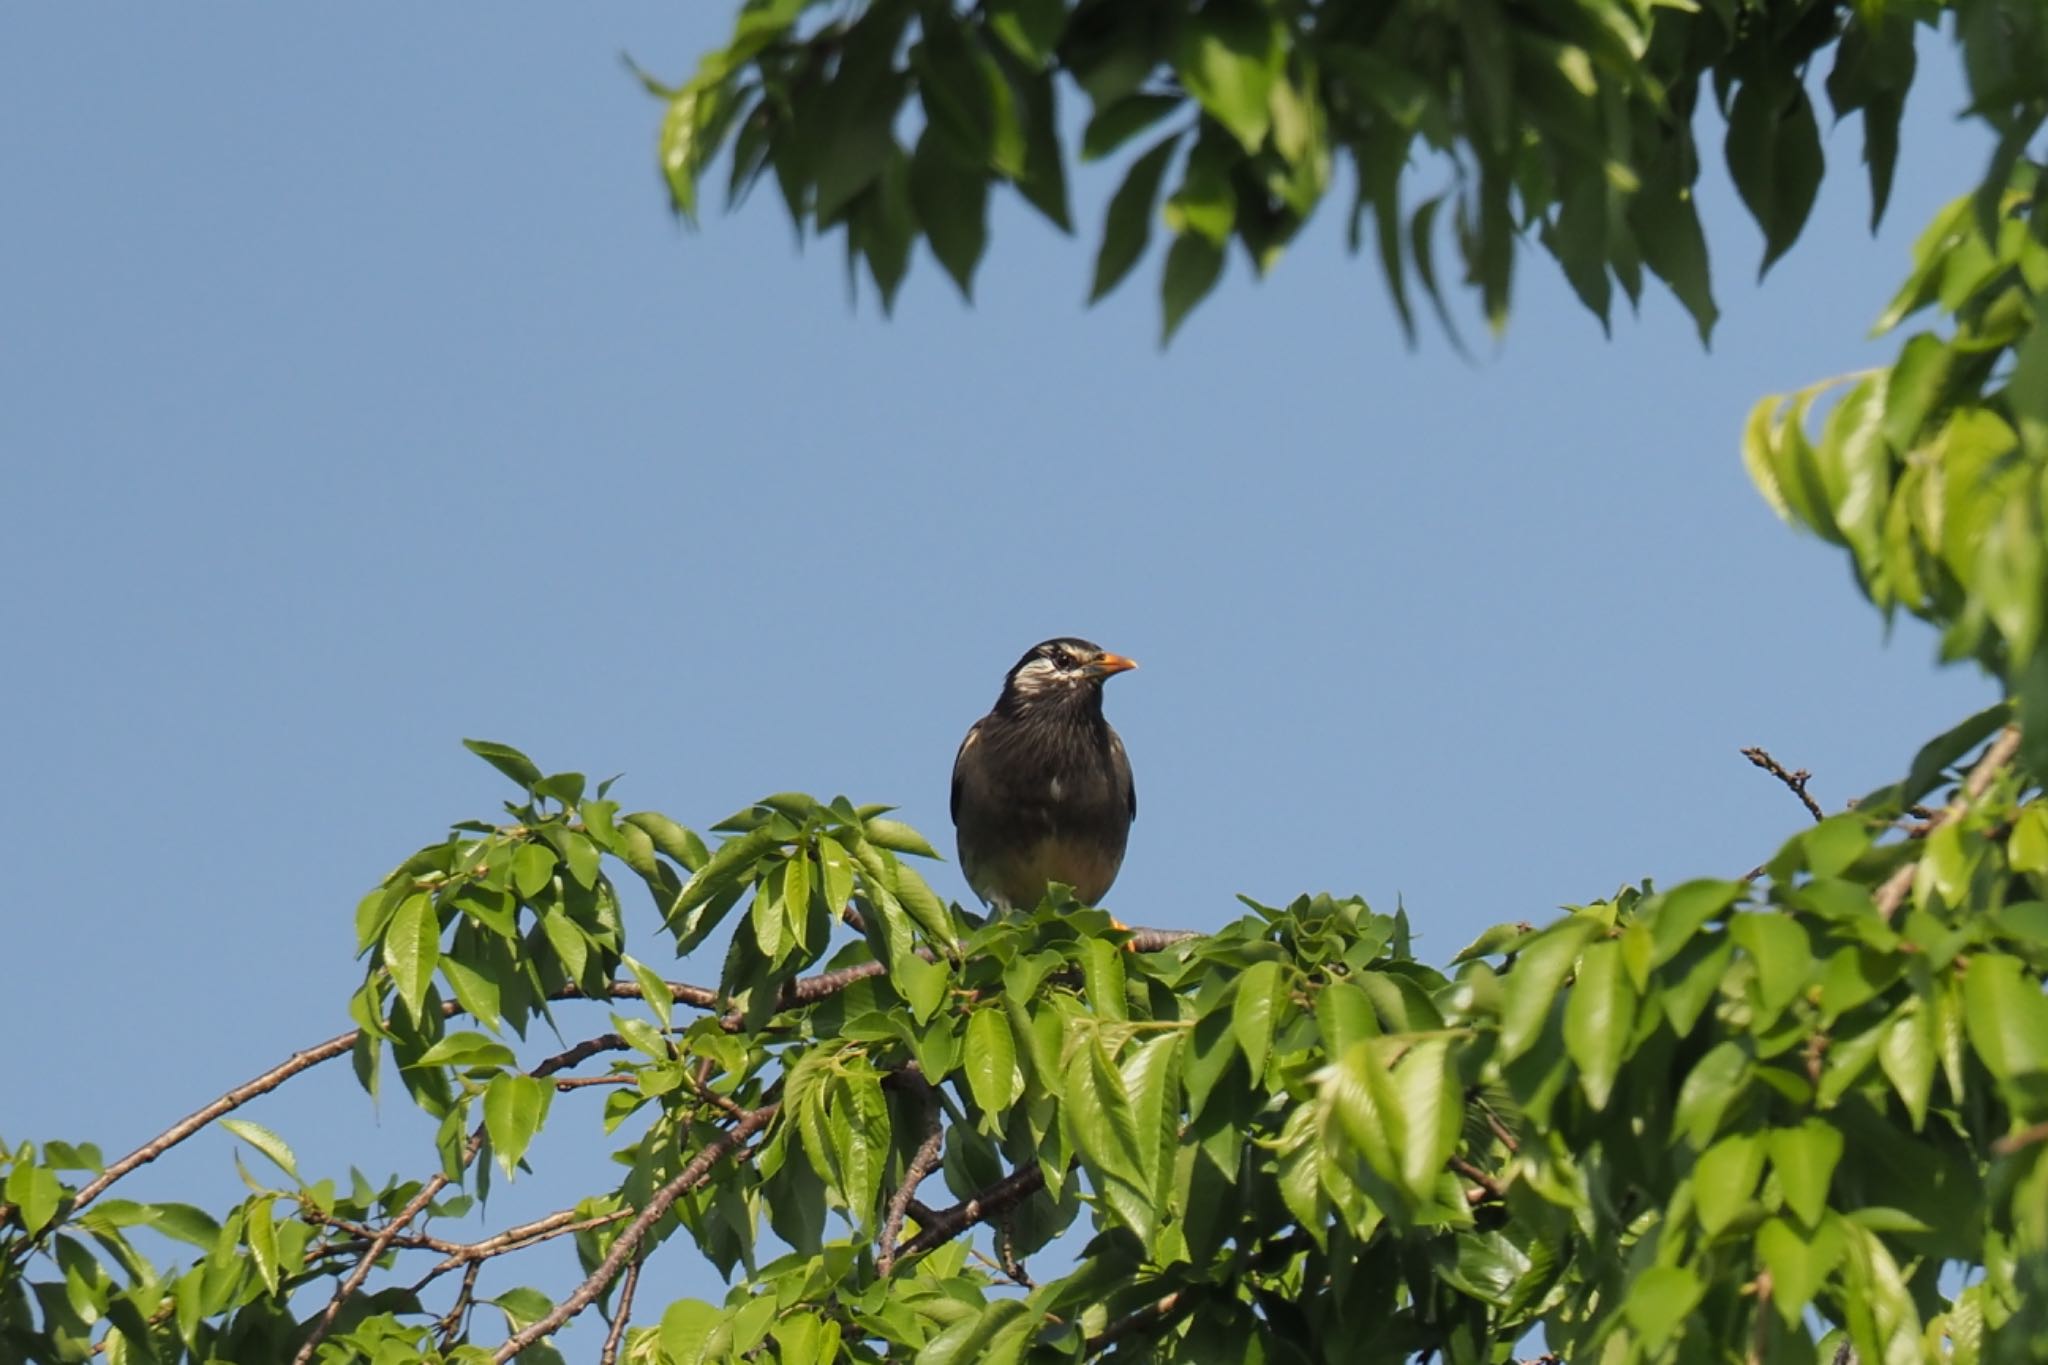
(965, 833), (1126, 911)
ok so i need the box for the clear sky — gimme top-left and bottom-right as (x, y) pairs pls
(0, 3), (2001, 1354)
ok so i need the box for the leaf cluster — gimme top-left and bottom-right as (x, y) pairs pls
(648, 0), (1958, 342)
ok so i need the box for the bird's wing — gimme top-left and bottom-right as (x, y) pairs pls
(1110, 728), (1135, 821)
(950, 720), (982, 825)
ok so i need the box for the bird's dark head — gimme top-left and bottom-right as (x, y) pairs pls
(998, 637), (1138, 712)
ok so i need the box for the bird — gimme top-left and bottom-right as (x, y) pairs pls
(950, 637), (1138, 915)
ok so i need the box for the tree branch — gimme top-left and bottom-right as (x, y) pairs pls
(490, 1103), (779, 1362)
(1088, 1290), (1188, 1354)
(290, 1128), (486, 1365)
(69, 1030), (362, 1214)
(599, 1260), (641, 1365)
(878, 1079), (944, 1277)
(893, 1163), (1046, 1265)
(1741, 746), (1825, 822)
(408, 1209), (631, 1290)
(292, 1031), (628, 1364)
(1874, 725), (2022, 920)
(433, 1262), (482, 1352)
(63, 959), (842, 1221)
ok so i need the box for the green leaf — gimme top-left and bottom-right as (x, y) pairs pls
(2010, 803), (2048, 874)
(1766, 1120), (1844, 1227)
(409, 1032), (518, 1072)
(1160, 231), (1225, 345)
(1120, 1032), (1184, 1204)
(751, 872), (786, 961)
(512, 843), (557, 900)
(1674, 1040), (1751, 1147)
(1390, 1037), (1463, 1207)
(1724, 75), (1823, 276)
(987, 0), (1065, 66)
(463, 738), (542, 791)
(355, 888), (399, 955)
(622, 953), (674, 1031)
(1623, 1265), (1705, 1352)
(894, 952), (949, 1024)
(1892, 703), (2007, 802)
(1563, 938), (1635, 1109)
(912, 15), (1006, 166)
(1500, 915), (1598, 1061)
(1231, 959), (1284, 1080)
(1083, 92), (1183, 161)
(623, 810), (707, 871)
(1963, 953), (2048, 1083)
(865, 817), (939, 859)
(1081, 937), (1129, 1021)
(441, 952), (504, 1033)
(1091, 131), (1181, 302)
(917, 1298), (1031, 1365)
(997, 55), (1069, 231)
(1062, 1033), (1144, 1187)
(244, 1194), (279, 1295)
(4, 1161), (62, 1235)
(1758, 1214), (1847, 1327)
(893, 862), (957, 950)
(909, 128), (990, 298)
(1162, 133), (1235, 246)
(383, 892), (440, 1023)
(1315, 979), (1380, 1056)
(1693, 1131), (1764, 1235)
(964, 1007), (1021, 1119)
(660, 1299), (723, 1365)
(1877, 1004), (1934, 1128)
(1731, 912), (1813, 1026)
(218, 1120), (300, 1183)
(1171, 1), (1283, 151)
(1646, 880), (1744, 967)
(1632, 155), (1718, 344)
(539, 904), (591, 983)
(484, 1074), (550, 1177)
(659, 71), (736, 223)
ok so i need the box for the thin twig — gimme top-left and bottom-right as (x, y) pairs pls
(490, 1104), (778, 1362)
(1747, 1270), (1774, 1365)
(1481, 1105), (1521, 1155)
(553, 1075), (635, 1091)
(433, 1262), (482, 1351)
(1448, 1155), (1504, 1204)
(1741, 747), (1825, 822)
(1088, 1291), (1186, 1353)
(409, 1210), (631, 1290)
(995, 1234), (1034, 1288)
(1874, 725), (2022, 920)
(1992, 1119), (2048, 1157)
(69, 1030), (361, 1214)
(878, 1080), (944, 1277)
(599, 1260), (641, 1365)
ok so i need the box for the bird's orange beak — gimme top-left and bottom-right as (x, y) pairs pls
(1090, 652), (1138, 676)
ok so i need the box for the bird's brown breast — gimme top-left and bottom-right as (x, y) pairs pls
(959, 831), (1128, 910)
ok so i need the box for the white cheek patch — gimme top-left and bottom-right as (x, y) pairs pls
(1049, 776), (1064, 801)
(1015, 658), (1060, 691)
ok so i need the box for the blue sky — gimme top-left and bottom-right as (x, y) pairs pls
(0, 3), (2001, 1354)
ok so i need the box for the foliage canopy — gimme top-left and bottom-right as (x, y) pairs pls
(8, 1), (2048, 1363)
(645, 0), (2046, 343)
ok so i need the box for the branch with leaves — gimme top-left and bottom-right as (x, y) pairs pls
(7, 717), (2048, 1362)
